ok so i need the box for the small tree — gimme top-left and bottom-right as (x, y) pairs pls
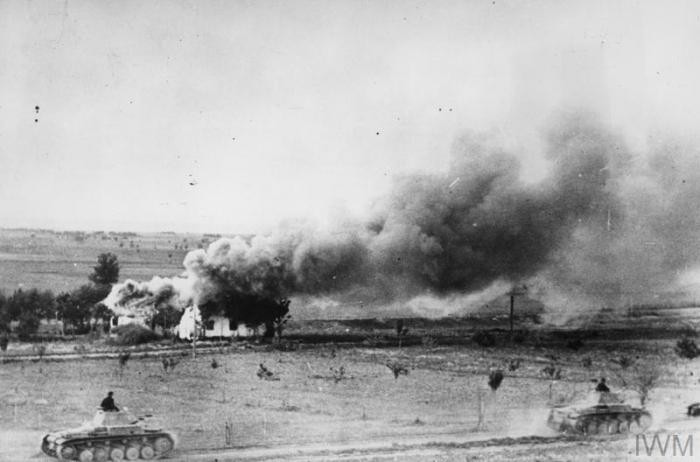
(477, 369), (505, 430)
(616, 362), (662, 406)
(541, 363), (562, 402)
(612, 357), (663, 406)
(117, 351), (130, 378)
(56, 292), (90, 334)
(675, 337), (700, 360)
(57, 285), (109, 334)
(6, 288), (56, 338)
(273, 313), (292, 344)
(16, 308), (40, 341)
(162, 357), (179, 374)
(0, 292), (9, 334)
(91, 303), (112, 333)
(631, 364), (662, 406)
(488, 369), (504, 391)
(89, 253), (120, 285)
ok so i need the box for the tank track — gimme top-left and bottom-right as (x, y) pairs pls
(574, 411), (652, 435)
(42, 431), (175, 461)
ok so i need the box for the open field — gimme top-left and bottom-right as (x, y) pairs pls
(1, 331), (700, 461)
(0, 228), (210, 294)
(3, 227), (700, 460)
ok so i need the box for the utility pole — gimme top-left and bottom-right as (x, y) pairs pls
(192, 324), (197, 359)
(191, 309), (198, 359)
(507, 285), (528, 341)
(509, 292), (515, 335)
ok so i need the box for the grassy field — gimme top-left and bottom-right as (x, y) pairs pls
(2, 227), (700, 460)
(0, 228), (213, 294)
(0, 333), (697, 460)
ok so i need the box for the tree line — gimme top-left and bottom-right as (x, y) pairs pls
(0, 253), (120, 339)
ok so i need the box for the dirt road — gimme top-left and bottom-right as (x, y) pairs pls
(16, 421), (699, 462)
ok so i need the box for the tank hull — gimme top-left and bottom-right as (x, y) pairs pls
(41, 412), (176, 460)
(548, 405), (652, 435)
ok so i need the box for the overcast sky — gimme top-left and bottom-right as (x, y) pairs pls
(2, 0), (700, 234)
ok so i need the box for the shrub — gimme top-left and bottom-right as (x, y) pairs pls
(110, 324), (160, 346)
(330, 365), (346, 383)
(162, 357), (179, 373)
(613, 355), (634, 369)
(488, 370), (504, 391)
(541, 364), (562, 380)
(386, 361), (409, 379)
(675, 337), (700, 360)
(473, 330), (496, 347)
(507, 358), (521, 371)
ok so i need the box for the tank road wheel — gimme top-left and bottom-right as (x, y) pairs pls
(109, 446), (125, 461)
(78, 448), (94, 462)
(618, 419), (630, 434)
(596, 420), (610, 435)
(58, 445), (76, 461)
(140, 445), (155, 460)
(585, 420), (598, 435)
(605, 419), (619, 435)
(629, 419), (642, 434)
(124, 445), (140, 461)
(154, 436), (173, 454)
(93, 446), (108, 462)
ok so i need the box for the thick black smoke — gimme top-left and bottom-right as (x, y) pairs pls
(106, 111), (700, 321)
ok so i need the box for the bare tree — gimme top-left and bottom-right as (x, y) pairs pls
(273, 313), (292, 344)
(620, 362), (662, 406)
(541, 363), (562, 402)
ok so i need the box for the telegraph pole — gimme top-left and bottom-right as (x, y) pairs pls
(191, 308), (198, 359)
(508, 285), (527, 341)
(509, 292), (515, 336)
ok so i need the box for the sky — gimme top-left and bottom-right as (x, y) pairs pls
(2, 0), (700, 234)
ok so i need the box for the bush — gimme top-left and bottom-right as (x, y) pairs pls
(675, 337), (700, 360)
(110, 324), (160, 345)
(488, 370), (504, 391)
(473, 330), (496, 347)
(385, 361), (409, 379)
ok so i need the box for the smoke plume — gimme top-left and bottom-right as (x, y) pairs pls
(105, 111), (700, 321)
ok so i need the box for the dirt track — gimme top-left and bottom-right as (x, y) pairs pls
(19, 429), (692, 462)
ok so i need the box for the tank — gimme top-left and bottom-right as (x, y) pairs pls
(41, 409), (176, 461)
(547, 392), (652, 435)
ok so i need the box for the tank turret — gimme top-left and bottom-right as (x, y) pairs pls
(41, 410), (176, 461)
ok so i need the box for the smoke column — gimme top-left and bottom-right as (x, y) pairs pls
(104, 111), (700, 321)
